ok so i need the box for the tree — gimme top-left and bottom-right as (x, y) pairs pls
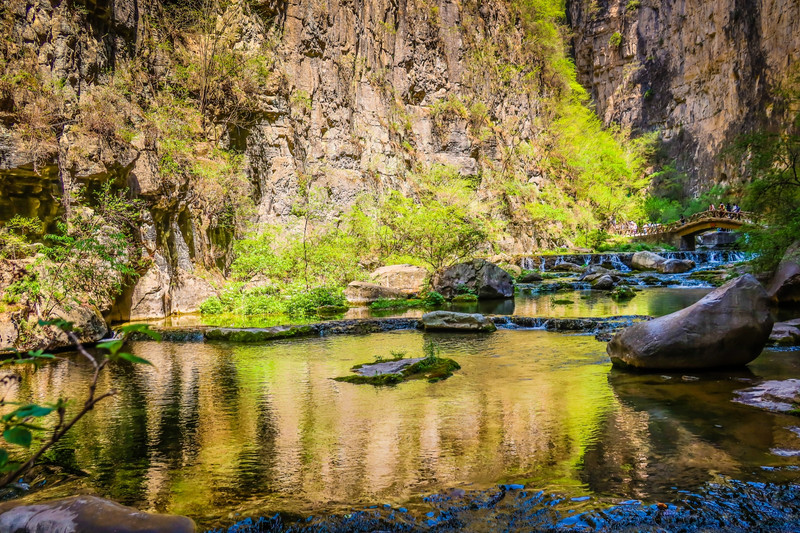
(0, 321), (158, 487)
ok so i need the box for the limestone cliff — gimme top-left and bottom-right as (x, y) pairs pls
(0, 0), (645, 327)
(567, 0), (800, 192)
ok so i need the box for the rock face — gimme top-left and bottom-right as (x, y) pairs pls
(369, 265), (429, 296)
(0, 495), (196, 533)
(767, 241), (800, 306)
(607, 275), (773, 370)
(344, 281), (408, 304)
(434, 260), (513, 299)
(421, 311), (496, 332)
(567, 0), (800, 191)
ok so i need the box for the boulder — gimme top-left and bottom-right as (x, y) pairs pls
(0, 495), (196, 533)
(768, 320), (800, 346)
(553, 262), (583, 272)
(767, 241), (800, 306)
(369, 264), (428, 296)
(433, 259), (513, 299)
(659, 258), (695, 274)
(607, 275), (773, 370)
(610, 285), (636, 300)
(591, 275), (616, 290)
(631, 251), (666, 271)
(345, 281), (408, 304)
(170, 272), (218, 315)
(421, 311), (496, 332)
(518, 272), (543, 283)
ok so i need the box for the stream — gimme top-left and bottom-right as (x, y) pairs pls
(4, 253), (800, 532)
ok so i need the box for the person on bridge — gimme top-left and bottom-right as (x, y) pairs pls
(679, 214), (687, 225)
(718, 202), (725, 212)
(709, 203), (715, 211)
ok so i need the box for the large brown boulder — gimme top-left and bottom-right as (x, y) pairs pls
(344, 281), (408, 304)
(433, 259), (513, 299)
(369, 264), (428, 296)
(607, 275), (773, 370)
(767, 241), (800, 306)
(170, 271), (218, 315)
(0, 495), (195, 533)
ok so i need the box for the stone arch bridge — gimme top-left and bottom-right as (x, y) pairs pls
(620, 211), (756, 250)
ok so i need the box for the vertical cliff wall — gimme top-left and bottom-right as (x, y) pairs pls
(567, 0), (800, 192)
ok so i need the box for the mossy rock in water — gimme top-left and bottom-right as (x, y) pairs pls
(452, 293), (479, 302)
(687, 269), (726, 287)
(334, 356), (461, 386)
(206, 325), (313, 342)
(610, 285), (636, 301)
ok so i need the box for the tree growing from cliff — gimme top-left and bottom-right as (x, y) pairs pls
(732, 75), (800, 271)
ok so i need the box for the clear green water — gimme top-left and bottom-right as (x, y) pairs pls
(8, 325), (800, 529)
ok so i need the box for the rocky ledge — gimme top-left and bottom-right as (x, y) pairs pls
(129, 315), (651, 343)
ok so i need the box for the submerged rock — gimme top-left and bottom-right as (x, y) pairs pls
(0, 495), (196, 533)
(433, 259), (513, 299)
(369, 264), (429, 296)
(733, 379), (800, 413)
(767, 241), (800, 307)
(607, 275), (773, 370)
(422, 311), (496, 332)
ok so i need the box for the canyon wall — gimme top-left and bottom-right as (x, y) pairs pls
(567, 0), (800, 192)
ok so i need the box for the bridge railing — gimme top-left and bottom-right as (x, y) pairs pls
(611, 210), (756, 237)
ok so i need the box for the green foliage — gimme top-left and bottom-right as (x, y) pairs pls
(3, 185), (141, 324)
(199, 296), (225, 315)
(424, 291), (446, 307)
(0, 216), (42, 259)
(0, 321), (158, 485)
(729, 75), (800, 272)
(609, 32), (623, 47)
(626, 0), (641, 11)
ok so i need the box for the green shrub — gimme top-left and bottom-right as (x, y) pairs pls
(424, 291), (446, 307)
(609, 32), (623, 47)
(199, 296), (225, 315)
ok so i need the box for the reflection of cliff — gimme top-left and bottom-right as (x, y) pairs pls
(10, 331), (617, 523)
(582, 369), (790, 500)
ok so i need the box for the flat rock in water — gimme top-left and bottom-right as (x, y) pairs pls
(733, 379), (800, 413)
(0, 495), (195, 533)
(355, 358), (424, 376)
(607, 274), (773, 370)
(769, 320), (800, 346)
(422, 311), (497, 332)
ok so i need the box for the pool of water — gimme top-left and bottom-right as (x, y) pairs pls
(7, 327), (800, 530)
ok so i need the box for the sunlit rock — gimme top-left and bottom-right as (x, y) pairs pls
(422, 311), (496, 332)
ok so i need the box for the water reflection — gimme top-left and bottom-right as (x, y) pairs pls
(8, 332), (797, 529)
